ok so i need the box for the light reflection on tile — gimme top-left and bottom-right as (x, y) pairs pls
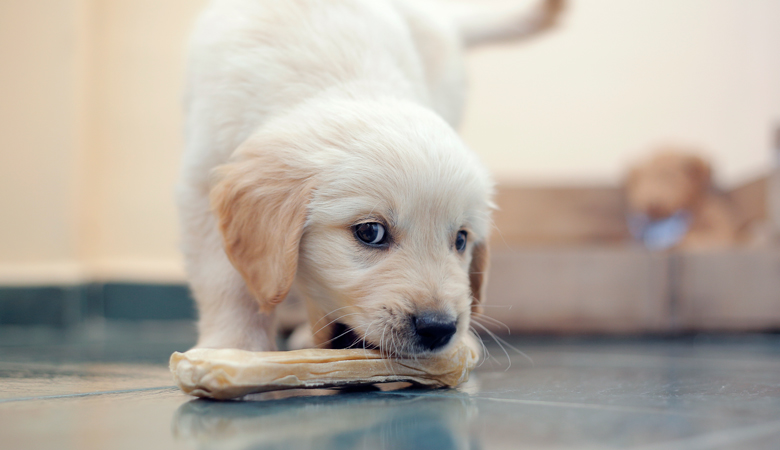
(0, 361), (173, 400)
(173, 393), (478, 450)
(1, 324), (780, 450)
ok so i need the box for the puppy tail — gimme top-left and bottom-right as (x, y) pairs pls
(450, 0), (566, 48)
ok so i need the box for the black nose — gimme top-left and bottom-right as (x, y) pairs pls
(413, 312), (457, 351)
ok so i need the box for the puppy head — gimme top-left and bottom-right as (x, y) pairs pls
(212, 98), (493, 356)
(626, 149), (711, 219)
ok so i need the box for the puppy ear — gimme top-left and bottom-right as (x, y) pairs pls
(210, 147), (315, 313)
(469, 241), (490, 315)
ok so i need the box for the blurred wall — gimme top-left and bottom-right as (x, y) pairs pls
(462, 0), (780, 186)
(0, 0), (90, 283)
(0, 0), (207, 284)
(84, 0), (207, 282)
(1, 0), (778, 285)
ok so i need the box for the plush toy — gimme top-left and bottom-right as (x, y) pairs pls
(625, 149), (739, 250)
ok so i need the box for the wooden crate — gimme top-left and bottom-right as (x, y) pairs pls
(482, 168), (780, 334)
(484, 248), (670, 333)
(675, 249), (780, 331)
(491, 186), (629, 247)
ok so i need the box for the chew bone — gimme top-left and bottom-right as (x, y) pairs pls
(170, 337), (480, 400)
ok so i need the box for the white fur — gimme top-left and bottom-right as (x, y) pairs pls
(178, 0), (563, 351)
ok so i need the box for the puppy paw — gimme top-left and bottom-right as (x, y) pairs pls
(287, 323), (315, 350)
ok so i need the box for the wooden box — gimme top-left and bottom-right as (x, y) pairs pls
(483, 168), (780, 334)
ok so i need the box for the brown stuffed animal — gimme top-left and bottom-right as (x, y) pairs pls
(625, 149), (739, 250)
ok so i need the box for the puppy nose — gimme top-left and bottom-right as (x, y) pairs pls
(413, 312), (457, 351)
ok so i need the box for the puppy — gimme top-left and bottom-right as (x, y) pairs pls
(625, 149), (740, 250)
(178, 0), (564, 355)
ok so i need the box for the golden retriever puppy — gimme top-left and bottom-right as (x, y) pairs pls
(626, 149), (740, 250)
(177, 0), (564, 354)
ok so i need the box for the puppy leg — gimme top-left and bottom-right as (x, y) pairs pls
(287, 323), (315, 350)
(305, 300), (334, 349)
(452, 0), (565, 47)
(179, 188), (276, 351)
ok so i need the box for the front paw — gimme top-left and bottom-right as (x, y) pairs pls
(287, 323), (315, 350)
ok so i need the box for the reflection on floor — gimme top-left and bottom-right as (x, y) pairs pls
(1, 321), (780, 449)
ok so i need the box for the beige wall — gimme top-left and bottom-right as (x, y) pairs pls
(1, 0), (778, 285)
(0, 0), (207, 284)
(0, 0), (89, 283)
(462, 0), (780, 186)
(84, 0), (207, 281)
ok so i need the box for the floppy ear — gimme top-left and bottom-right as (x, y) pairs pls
(469, 241), (490, 315)
(210, 146), (315, 313)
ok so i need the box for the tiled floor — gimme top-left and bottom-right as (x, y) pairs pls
(1, 322), (780, 449)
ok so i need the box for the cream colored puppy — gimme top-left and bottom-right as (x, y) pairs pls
(178, 0), (563, 355)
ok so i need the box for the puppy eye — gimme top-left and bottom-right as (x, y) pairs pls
(455, 230), (467, 253)
(353, 222), (388, 247)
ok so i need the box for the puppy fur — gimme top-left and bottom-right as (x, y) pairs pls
(626, 149), (740, 250)
(178, 0), (564, 354)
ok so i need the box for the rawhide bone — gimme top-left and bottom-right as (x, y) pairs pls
(170, 337), (479, 400)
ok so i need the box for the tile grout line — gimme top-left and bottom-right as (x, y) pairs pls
(381, 390), (702, 417)
(0, 386), (177, 403)
(474, 396), (700, 416)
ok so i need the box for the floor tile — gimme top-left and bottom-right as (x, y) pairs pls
(0, 361), (174, 401)
(1, 323), (779, 450)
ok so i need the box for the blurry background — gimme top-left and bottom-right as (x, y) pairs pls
(1, 0), (779, 332)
